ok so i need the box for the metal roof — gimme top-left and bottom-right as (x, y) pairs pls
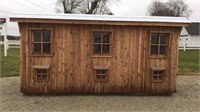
(10, 13), (191, 23)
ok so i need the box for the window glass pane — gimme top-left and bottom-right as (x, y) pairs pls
(153, 71), (157, 75)
(33, 43), (41, 54)
(160, 33), (168, 44)
(102, 45), (109, 54)
(96, 70), (101, 74)
(94, 33), (101, 43)
(41, 69), (47, 73)
(151, 33), (159, 44)
(160, 46), (166, 55)
(43, 30), (51, 42)
(101, 70), (107, 74)
(158, 71), (164, 75)
(36, 69), (42, 73)
(97, 75), (101, 79)
(153, 76), (157, 80)
(43, 43), (51, 54)
(37, 75), (42, 80)
(102, 75), (106, 79)
(93, 44), (101, 54)
(158, 76), (162, 80)
(33, 31), (41, 42)
(151, 46), (158, 55)
(42, 76), (47, 80)
(103, 33), (110, 43)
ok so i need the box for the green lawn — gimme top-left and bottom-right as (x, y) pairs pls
(178, 50), (200, 75)
(0, 46), (20, 77)
(0, 46), (199, 77)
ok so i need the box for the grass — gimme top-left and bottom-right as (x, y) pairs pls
(0, 46), (20, 77)
(0, 46), (199, 77)
(178, 50), (200, 75)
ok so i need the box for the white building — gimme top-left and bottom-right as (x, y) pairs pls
(179, 22), (200, 49)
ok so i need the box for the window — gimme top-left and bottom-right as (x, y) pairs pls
(34, 66), (49, 81)
(151, 67), (165, 82)
(31, 29), (52, 56)
(150, 33), (169, 57)
(92, 31), (111, 56)
(94, 66), (108, 81)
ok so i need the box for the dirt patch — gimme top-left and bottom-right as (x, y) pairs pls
(0, 76), (200, 112)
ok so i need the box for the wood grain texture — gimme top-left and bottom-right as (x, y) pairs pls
(19, 23), (182, 94)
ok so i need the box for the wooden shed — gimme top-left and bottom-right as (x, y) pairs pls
(10, 14), (190, 94)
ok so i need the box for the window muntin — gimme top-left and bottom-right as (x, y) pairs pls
(150, 33), (169, 57)
(151, 67), (165, 82)
(92, 31), (111, 56)
(96, 69), (107, 80)
(34, 68), (49, 81)
(31, 30), (52, 56)
(94, 67), (108, 82)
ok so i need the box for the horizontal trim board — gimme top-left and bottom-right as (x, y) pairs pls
(10, 18), (189, 27)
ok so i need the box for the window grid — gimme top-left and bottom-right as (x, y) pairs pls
(35, 69), (48, 81)
(92, 31), (111, 56)
(95, 69), (108, 82)
(31, 30), (52, 56)
(152, 70), (165, 82)
(150, 33), (169, 57)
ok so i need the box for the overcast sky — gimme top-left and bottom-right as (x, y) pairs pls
(0, 0), (200, 36)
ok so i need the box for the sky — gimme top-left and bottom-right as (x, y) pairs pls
(0, 0), (200, 36)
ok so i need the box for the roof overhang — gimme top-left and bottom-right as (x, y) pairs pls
(10, 14), (191, 27)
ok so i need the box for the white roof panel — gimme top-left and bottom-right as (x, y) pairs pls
(10, 13), (191, 23)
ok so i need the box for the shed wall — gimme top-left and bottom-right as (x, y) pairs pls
(19, 23), (181, 94)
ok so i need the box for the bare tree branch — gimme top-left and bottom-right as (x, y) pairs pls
(55, 0), (116, 15)
(147, 0), (192, 18)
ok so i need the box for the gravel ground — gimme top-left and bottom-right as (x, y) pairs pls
(0, 76), (200, 112)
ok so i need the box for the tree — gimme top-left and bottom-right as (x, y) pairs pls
(55, 0), (116, 15)
(147, 0), (192, 18)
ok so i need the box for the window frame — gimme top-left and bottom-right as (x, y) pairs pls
(34, 65), (50, 82)
(29, 28), (53, 56)
(91, 30), (113, 57)
(151, 67), (166, 83)
(94, 66), (109, 82)
(149, 31), (171, 58)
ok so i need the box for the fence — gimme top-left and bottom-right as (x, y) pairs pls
(179, 42), (200, 51)
(0, 40), (20, 48)
(0, 18), (8, 56)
